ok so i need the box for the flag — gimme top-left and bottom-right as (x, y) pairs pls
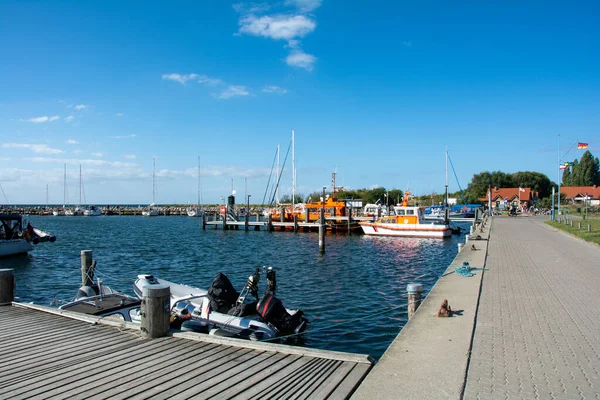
(564, 162), (570, 166)
(578, 142), (588, 149)
(559, 165), (567, 170)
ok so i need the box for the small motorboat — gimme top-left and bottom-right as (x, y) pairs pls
(0, 214), (55, 257)
(134, 267), (308, 341)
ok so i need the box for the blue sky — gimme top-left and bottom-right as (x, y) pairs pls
(1, 0), (598, 205)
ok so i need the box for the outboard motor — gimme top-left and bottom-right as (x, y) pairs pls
(256, 293), (307, 335)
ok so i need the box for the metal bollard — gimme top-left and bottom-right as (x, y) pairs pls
(407, 283), (423, 320)
(458, 243), (464, 252)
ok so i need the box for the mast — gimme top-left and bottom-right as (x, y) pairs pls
(292, 129), (296, 207)
(46, 184), (48, 208)
(79, 165), (82, 206)
(197, 156), (200, 208)
(152, 157), (156, 204)
(276, 144), (280, 206)
(63, 163), (67, 207)
(444, 149), (449, 224)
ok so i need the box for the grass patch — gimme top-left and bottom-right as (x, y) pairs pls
(545, 219), (600, 245)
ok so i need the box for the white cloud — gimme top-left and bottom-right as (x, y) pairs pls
(124, 154), (136, 159)
(215, 86), (250, 99)
(91, 152), (103, 157)
(26, 157), (137, 168)
(27, 115), (60, 123)
(161, 73), (199, 84)
(233, 2), (271, 14)
(262, 85), (288, 94)
(284, 0), (322, 12)
(197, 75), (224, 86)
(2, 143), (64, 154)
(238, 14), (316, 41)
(66, 139), (79, 145)
(74, 104), (87, 110)
(109, 134), (137, 139)
(116, 113), (124, 117)
(65, 115), (75, 122)
(286, 50), (317, 71)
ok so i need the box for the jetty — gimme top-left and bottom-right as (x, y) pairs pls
(353, 214), (600, 399)
(0, 300), (373, 399)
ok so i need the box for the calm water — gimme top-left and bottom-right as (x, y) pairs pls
(1, 216), (466, 360)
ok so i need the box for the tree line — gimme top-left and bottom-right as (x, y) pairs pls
(561, 150), (600, 186)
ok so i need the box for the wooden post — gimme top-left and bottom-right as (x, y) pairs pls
(407, 283), (423, 320)
(458, 243), (463, 252)
(305, 208), (310, 223)
(202, 213), (206, 230)
(280, 206), (284, 223)
(245, 212), (249, 231)
(588, 224), (591, 233)
(141, 284), (171, 339)
(319, 208), (325, 254)
(578, 222), (581, 230)
(293, 214), (298, 233)
(222, 211), (227, 231)
(347, 212), (352, 236)
(81, 250), (94, 287)
(0, 269), (15, 305)
(267, 214), (274, 232)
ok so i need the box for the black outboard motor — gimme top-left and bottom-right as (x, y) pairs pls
(256, 293), (308, 335)
(207, 273), (239, 314)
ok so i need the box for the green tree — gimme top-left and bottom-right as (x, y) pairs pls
(512, 171), (553, 198)
(465, 171), (516, 200)
(562, 166), (571, 186)
(577, 150), (600, 186)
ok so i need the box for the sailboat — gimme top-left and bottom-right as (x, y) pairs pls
(142, 157), (159, 217)
(53, 164), (68, 216)
(187, 156), (204, 218)
(66, 165), (84, 216)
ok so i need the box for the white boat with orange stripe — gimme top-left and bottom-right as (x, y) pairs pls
(359, 191), (452, 238)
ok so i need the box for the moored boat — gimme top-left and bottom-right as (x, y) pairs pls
(0, 214), (55, 257)
(360, 192), (452, 238)
(83, 205), (102, 216)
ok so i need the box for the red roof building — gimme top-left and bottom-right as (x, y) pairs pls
(559, 186), (600, 205)
(481, 187), (535, 208)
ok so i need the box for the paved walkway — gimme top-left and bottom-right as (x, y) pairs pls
(464, 216), (600, 399)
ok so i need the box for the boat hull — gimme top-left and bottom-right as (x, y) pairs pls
(360, 223), (452, 238)
(0, 239), (34, 257)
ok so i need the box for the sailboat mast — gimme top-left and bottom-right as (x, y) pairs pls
(152, 157), (156, 204)
(46, 184), (48, 208)
(444, 150), (449, 224)
(276, 144), (280, 205)
(79, 165), (82, 206)
(292, 129), (295, 207)
(197, 156), (200, 208)
(63, 163), (66, 207)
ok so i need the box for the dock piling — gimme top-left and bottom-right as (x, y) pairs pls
(407, 283), (423, 320)
(0, 269), (15, 305)
(141, 284), (171, 338)
(458, 243), (464, 252)
(80, 250), (94, 287)
(319, 208), (325, 254)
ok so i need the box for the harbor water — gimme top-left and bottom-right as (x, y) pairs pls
(1, 215), (467, 360)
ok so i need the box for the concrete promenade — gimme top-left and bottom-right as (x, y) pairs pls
(464, 216), (600, 399)
(355, 215), (600, 399)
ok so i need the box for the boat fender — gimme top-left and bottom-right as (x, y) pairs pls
(75, 285), (97, 300)
(32, 237), (39, 245)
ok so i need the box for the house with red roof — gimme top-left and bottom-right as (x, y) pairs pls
(481, 187), (536, 209)
(559, 186), (600, 206)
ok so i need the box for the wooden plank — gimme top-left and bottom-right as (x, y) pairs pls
(9, 338), (188, 399)
(296, 361), (354, 400)
(210, 354), (301, 400)
(193, 352), (290, 399)
(319, 363), (372, 400)
(261, 358), (331, 400)
(288, 359), (341, 400)
(119, 348), (252, 399)
(40, 339), (206, 400)
(164, 350), (277, 400)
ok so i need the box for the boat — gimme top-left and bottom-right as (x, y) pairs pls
(187, 156), (204, 218)
(363, 203), (388, 218)
(83, 205), (102, 216)
(360, 191), (452, 238)
(134, 267), (308, 341)
(142, 157), (159, 217)
(65, 207), (84, 216)
(0, 214), (55, 257)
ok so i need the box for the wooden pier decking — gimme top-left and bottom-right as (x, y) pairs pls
(0, 303), (373, 399)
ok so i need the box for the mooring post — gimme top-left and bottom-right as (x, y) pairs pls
(141, 284), (171, 339)
(0, 269), (15, 305)
(347, 211), (352, 236)
(245, 212), (249, 231)
(280, 206), (285, 223)
(458, 243), (463, 252)
(588, 224), (591, 233)
(81, 250), (94, 287)
(293, 214), (298, 232)
(570, 220), (573, 228)
(222, 212), (228, 231)
(267, 214), (274, 232)
(202, 213), (206, 230)
(319, 208), (325, 253)
(407, 283), (423, 320)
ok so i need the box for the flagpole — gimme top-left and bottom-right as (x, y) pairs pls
(557, 134), (561, 216)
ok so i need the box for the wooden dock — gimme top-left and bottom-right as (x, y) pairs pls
(0, 303), (373, 399)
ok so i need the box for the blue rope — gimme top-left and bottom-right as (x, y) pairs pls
(455, 261), (475, 277)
